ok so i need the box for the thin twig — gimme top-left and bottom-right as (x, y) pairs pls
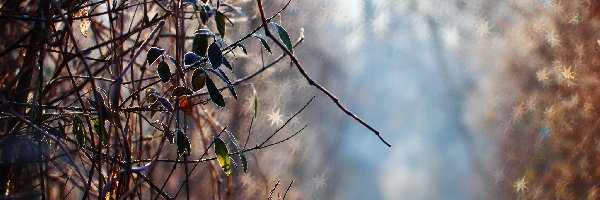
(267, 179), (281, 200)
(254, 0), (391, 147)
(283, 180), (294, 200)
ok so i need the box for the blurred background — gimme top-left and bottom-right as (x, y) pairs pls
(259, 0), (600, 199)
(262, 0), (495, 199)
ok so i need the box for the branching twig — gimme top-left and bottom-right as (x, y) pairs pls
(254, 0), (391, 147)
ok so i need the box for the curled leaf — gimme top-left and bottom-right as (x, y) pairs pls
(77, 5), (91, 37)
(269, 22), (293, 54)
(147, 47), (165, 65)
(178, 96), (193, 115)
(157, 61), (171, 83)
(213, 136), (231, 175)
(184, 52), (203, 66)
(79, 18), (91, 38)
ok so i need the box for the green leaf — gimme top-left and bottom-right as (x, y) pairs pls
(240, 153), (248, 173)
(147, 47), (165, 65)
(215, 11), (226, 38)
(205, 74), (225, 107)
(73, 117), (86, 147)
(157, 61), (171, 83)
(269, 22), (293, 54)
(226, 131), (240, 150)
(176, 130), (191, 156)
(192, 31), (211, 56)
(191, 69), (207, 91)
(208, 42), (222, 69)
(226, 131), (248, 173)
(252, 34), (272, 54)
(90, 118), (108, 146)
(213, 136), (231, 175)
(145, 88), (158, 104)
(172, 86), (193, 97)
